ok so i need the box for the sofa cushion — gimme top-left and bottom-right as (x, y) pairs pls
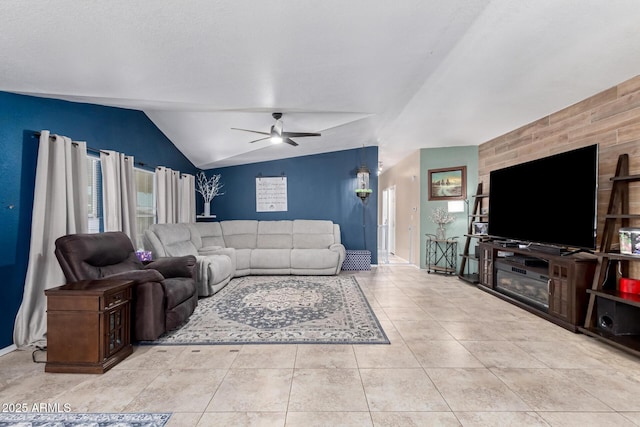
(292, 220), (336, 249)
(221, 220), (258, 249)
(291, 248), (340, 269)
(152, 224), (199, 257)
(189, 222), (226, 248)
(251, 249), (291, 269)
(257, 220), (293, 249)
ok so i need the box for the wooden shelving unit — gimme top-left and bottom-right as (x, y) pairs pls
(579, 153), (640, 356)
(458, 183), (489, 284)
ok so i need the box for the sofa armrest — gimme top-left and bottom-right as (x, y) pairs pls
(329, 243), (346, 274)
(102, 269), (165, 283)
(145, 255), (196, 280)
(198, 245), (224, 256)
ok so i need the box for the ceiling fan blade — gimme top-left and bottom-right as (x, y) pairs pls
(281, 132), (321, 138)
(248, 136), (271, 144)
(231, 127), (270, 136)
(284, 138), (299, 147)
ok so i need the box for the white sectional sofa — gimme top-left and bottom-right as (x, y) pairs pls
(143, 220), (346, 297)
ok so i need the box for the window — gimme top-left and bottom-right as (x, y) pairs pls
(87, 156), (103, 233)
(135, 168), (155, 249)
(85, 157), (156, 248)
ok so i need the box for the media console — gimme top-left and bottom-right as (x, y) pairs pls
(477, 241), (597, 331)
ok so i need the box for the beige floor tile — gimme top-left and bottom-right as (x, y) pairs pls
(353, 343), (421, 368)
(0, 371), (91, 405)
(409, 340), (484, 368)
(454, 411), (549, 426)
(285, 412), (372, 427)
(512, 341), (610, 369)
(382, 306), (431, 321)
(370, 411), (461, 426)
(360, 368), (449, 411)
(294, 345), (357, 368)
(231, 345), (297, 369)
(288, 368), (368, 412)
(170, 345), (241, 370)
(206, 369), (292, 412)
(621, 412), (640, 425)
(538, 411), (636, 427)
(198, 411), (287, 426)
(491, 368), (611, 411)
(426, 368), (530, 411)
(393, 320), (456, 342)
(124, 368), (227, 412)
(53, 369), (162, 412)
(558, 368), (640, 411)
(460, 341), (547, 368)
(165, 412), (203, 427)
(439, 321), (508, 341)
(114, 345), (186, 370)
(422, 306), (475, 322)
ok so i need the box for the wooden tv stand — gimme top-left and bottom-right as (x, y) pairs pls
(477, 241), (597, 331)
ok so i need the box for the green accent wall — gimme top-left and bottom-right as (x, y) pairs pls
(420, 146), (479, 270)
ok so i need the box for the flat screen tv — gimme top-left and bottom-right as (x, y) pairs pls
(488, 144), (598, 250)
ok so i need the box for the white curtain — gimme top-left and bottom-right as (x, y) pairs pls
(13, 131), (88, 347)
(156, 166), (195, 224)
(100, 150), (138, 242)
(179, 173), (196, 223)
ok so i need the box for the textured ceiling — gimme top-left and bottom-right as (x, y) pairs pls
(2, 0), (640, 170)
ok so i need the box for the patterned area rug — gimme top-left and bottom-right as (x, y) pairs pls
(0, 412), (170, 426)
(142, 275), (389, 345)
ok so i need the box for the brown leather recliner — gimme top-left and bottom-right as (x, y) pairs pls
(54, 231), (198, 341)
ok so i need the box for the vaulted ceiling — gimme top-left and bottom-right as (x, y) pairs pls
(2, 1), (640, 170)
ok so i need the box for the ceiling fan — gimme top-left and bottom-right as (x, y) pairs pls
(231, 112), (321, 147)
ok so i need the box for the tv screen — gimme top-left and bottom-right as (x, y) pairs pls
(488, 144), (598, 250)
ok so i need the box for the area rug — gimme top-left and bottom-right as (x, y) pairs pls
(142, 275), (389, 345)
(0, 412), (170, 426)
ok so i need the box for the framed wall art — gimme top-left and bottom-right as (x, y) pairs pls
(428, 166), (466, 201)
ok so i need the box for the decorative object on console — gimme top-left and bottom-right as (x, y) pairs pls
(140, 275), (389, 345)
(472, 221), (489, 235)
(620, 277), (640, 294)
(135, 250), (152, 262)
(430, 207), (455, 240)
(619, 227), (640, 255)
(196, 171), (224, 217)
(428, 165), (466, 201)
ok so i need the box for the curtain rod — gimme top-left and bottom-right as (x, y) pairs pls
(33, 131), (157, 171)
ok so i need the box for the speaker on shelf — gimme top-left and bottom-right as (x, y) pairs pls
(596, 297), (640, 336)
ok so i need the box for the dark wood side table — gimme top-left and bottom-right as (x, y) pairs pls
(45, 279), (134, 374)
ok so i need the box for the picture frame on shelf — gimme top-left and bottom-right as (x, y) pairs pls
(472, 221), (489, 235)
(428, 166), (466, 201)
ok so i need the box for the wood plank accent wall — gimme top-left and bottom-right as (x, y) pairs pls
(479, 74), (640, 267)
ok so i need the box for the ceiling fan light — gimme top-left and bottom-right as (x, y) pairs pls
(271, 135), (283, 144)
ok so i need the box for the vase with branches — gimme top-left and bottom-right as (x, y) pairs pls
(196, 171), (224, 216)
(430, 207), (455, 240)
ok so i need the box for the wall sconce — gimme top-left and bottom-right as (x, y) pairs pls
(355, 165), (372, 201)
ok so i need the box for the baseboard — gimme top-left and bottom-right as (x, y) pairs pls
(0, 344), (17, 357)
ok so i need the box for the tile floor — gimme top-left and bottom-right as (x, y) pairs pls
(3, 265), (640, 426)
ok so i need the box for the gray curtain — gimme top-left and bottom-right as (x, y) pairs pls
(13, 131), (88, 348)
(100, 150), (138, 243)
(156, 166), (195, 224)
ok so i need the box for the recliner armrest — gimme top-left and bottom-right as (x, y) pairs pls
(102, 269), (165, 283)
(145, 255), (196, 279)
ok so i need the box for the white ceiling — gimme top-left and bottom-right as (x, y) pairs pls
(2, 1), (640, 170)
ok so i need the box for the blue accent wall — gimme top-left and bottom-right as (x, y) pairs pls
(0, 91), (196, 349)
(206, 147), (378, 263)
